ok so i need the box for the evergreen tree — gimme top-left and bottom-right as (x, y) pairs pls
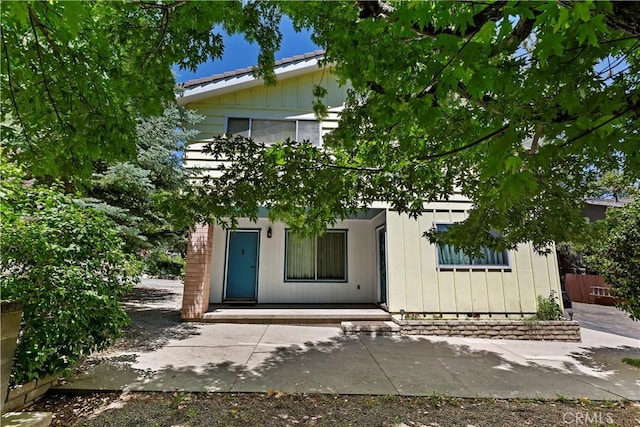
(81, 104), (202, 254)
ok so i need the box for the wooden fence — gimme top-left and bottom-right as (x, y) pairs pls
(564, 274), (616, 306)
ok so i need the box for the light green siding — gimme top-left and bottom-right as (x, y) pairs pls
(185, 69), (345, 137)
(385, 207), (561, 317)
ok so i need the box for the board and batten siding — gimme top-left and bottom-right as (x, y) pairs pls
(209, 217), (382, 304)
(385, 209), (561, 317)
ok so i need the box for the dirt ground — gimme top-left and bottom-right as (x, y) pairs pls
(28, 391), (640, 427)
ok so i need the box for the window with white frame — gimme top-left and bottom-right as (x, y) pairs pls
(285, 230), (347, 281)
(435, 224), (509, 267)
(227, 118), (321, 146)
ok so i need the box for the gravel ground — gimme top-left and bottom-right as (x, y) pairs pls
(28, 391), (640, 427)
(28, 281), (639, 426)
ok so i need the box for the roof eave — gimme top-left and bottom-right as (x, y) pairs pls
(177, 57), (324, 106)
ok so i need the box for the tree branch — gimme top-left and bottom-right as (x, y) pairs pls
(511, 15), (536, 43)
(411, 1), (507, 39)
(417, 124), (510, 161)
(144, 7), (170, 67)
(560, 102), (638, 148)
(529, 123), (544, 155)
(357, 1), (508, 39)
(316, 163), (382, 173)
(366, 27), (480, 105)
(414, 26), (481, 101)
(1, 27), (33, 145)
(135, 1), (187, 10)
(27, 7), (61, 58)
(29, 7), (64, 128)
(606, 1), (640, 37)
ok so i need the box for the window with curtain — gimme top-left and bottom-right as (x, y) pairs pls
(435, 224), (509, 267)
(226, 118), (321, 145)
(286, 231), (347, 281)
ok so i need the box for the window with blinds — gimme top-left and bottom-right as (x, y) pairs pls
(226, 118), (321, 145)
(285, 230), (347, 281)
(435, 223), (509, 268)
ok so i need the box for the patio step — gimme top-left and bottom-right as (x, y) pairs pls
(341, 321), (401, 336)
(200, 307), (392, 324)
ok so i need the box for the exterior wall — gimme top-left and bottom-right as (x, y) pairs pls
(180, 64), (562, 314)
(4, 374), (58, 412)
(209, 217), (381, 304)
(385, 208), (562, 317)
(183, 68), (346, 176)
(581, 204), (607, 222)
(182, 224), (214, 319)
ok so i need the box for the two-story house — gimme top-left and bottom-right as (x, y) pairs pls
(177, 51), (562, 321)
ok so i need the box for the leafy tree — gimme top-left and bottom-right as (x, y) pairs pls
(0, 165), (140, 384)
(3, 1), (640, 254)
(180, 1), (639, 253)
(589, 170), (638, 202)
(1, 0), (282, 179)
(584, 194), (640, 320)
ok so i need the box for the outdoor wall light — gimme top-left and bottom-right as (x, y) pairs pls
(399, 309), (405, 320)
(267, 227), (272, 238)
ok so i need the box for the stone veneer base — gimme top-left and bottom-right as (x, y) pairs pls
(4, 375), (58, 413)
(393, 319), (581, 342)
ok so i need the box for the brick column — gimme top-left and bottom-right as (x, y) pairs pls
(181, 224), (214, 320)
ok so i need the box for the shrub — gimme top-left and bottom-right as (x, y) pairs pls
(533, 291), (563, 321)
(143, 250), (185, 278)
(584, 196), (640, 320)
(0, 165), (140, 385)
(622, 358), (640, 368)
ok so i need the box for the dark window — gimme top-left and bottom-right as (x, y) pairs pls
(286, 231), (347, 281)
(435, 224), (509, 267)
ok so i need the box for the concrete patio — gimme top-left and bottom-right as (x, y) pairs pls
(53, 280), (639, 401)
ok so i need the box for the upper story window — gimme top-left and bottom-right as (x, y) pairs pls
(227, 118), (321, 146)
(435, 223), (509, 268)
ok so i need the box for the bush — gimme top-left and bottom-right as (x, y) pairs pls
(584, 196), (640, 320)
(0, 165), (140, 385)
(533, 292), (563, 321)
(143, 250), (185, 278)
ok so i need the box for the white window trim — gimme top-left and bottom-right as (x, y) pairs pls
(225, 116), (322, 146)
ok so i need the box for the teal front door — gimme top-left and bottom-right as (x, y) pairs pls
(225, 231), (259, 300)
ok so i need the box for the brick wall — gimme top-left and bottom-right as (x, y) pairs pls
(181, 224), (214, 320)
(394, 319), (581, 342)
(4, 375), (58, 413)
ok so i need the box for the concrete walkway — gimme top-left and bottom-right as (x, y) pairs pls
(54, 280), (639, 400)
(568, 302), (640, 340)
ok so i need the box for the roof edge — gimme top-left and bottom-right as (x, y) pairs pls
(180, 50), (325, 90)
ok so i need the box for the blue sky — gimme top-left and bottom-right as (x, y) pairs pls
(173, 16), (319, 83)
